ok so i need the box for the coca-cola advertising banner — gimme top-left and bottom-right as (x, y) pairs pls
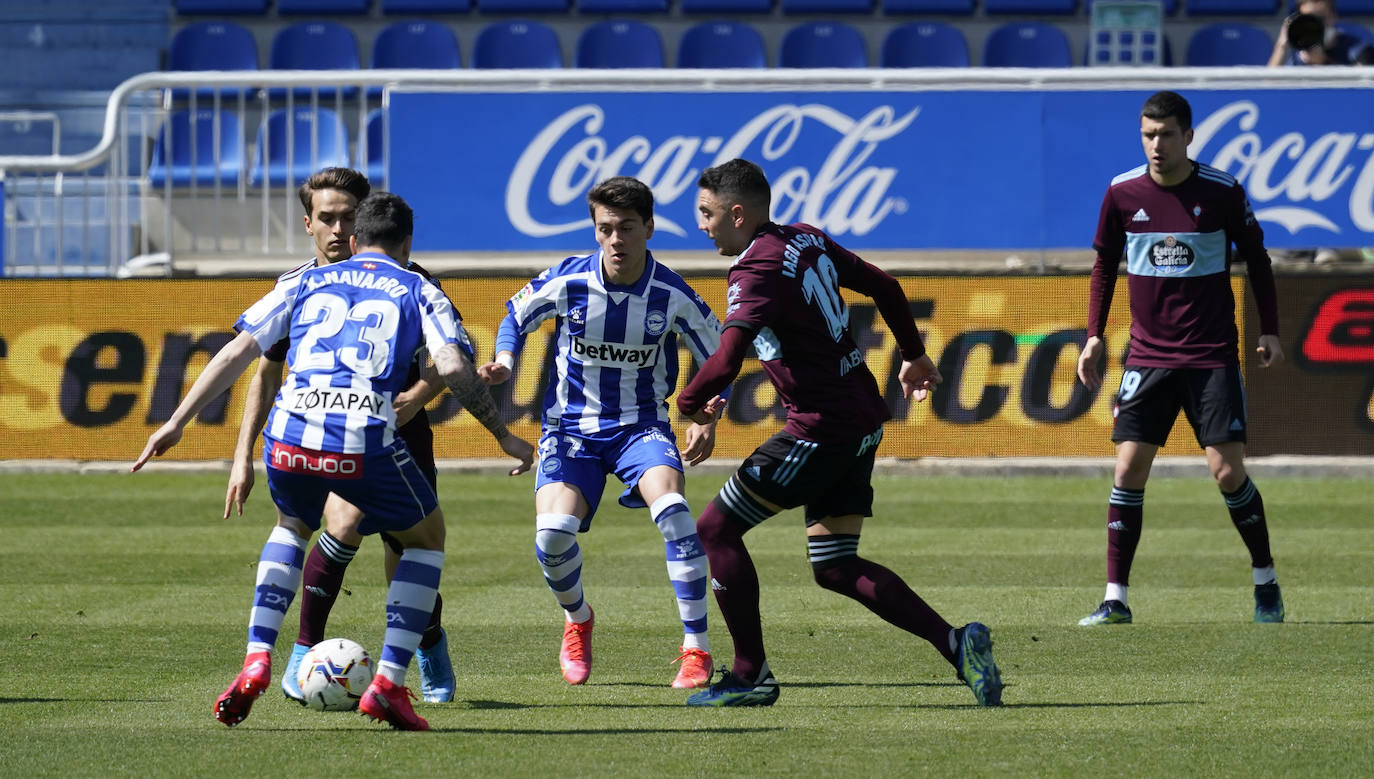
(390, 88), (1374, 251)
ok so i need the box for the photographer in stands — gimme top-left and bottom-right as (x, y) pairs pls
(1268, 0), (1374, 66)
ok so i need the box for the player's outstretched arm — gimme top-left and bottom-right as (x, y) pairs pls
(134, 330), (263, 473)
(478, 313), (526, 386)
(433, 342), (534, 476)
(224, 355), (283, 518)
(1077, 336), (1107, 390)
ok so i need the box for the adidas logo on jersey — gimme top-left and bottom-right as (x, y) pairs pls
(1132, 208), (1150, 222)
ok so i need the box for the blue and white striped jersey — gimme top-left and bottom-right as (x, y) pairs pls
(235, 252), (472, 453)
(506, 250), (722, 434)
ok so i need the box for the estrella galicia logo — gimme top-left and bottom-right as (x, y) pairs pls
(644, 309), (667, 337)
(1149, 235), (1195, 270)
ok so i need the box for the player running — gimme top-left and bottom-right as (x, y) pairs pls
(135, 193), (534, 730)
(478, 176), (725, 689)
(678, 158), (1003, 708)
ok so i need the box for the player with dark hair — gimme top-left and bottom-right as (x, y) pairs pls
(477, 176), (724, 690)
(225, 168), (459, 704)
(1076, 90), (1285, 627)
(136, 192), (534, 731)
(677, 158), (1003, 708)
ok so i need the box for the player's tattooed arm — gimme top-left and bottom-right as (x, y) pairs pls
(433, 343), (535, 476)
(434, 343), (507, 437)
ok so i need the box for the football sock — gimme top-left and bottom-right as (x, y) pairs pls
(1222, 477), (1275, 569)
(1106, 486), (1145, 587)
(419, 592), (445, 651)
(535, 513), (590, 624)
(296, 531), (357, 647)
(696, 498), (767, 683)
(246, 526), (306, 655)
(1253, 565), (1277, 586)
(378, 548), (444, 686)
(809, 534), (957, 665)
(1105, 582), (1128, 606)
(651, 493), (709, 652)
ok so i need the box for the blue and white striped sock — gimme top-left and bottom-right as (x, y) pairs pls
(535, 513), (589, 623)
(246, 526), (306, 655)
(378, 548), (444, 685)
(651, 493), (708, 651)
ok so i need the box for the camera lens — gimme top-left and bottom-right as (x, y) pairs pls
(1288, 13), (1325, 50)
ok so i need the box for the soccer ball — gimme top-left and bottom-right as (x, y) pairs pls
(297, 638), (375, 712)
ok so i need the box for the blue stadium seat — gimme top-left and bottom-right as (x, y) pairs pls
(1340, 22), (1374, 47)
(1186, 22), (1271, 65)
(780, 22), (868, 67)
(370, 20), (460, 98)
(576, 20), (664, 67)
(1334, 0), (1374, 13)
(984, 0), (1077, 12)
(269, 21), (360, 98)
(250, 107), (351, 188)
(477, 0), (571, 10)
(682, 0), (772, 10)
(1088, 0), (1176, 13)
(678, 21), (767, 68)
(372, 20), (461, 68)
(381, 0), (471, 10)
(473, 19), (563, 67)
(1186, 0), (1276, 14)
(781, 0), (873, 11)
(883, 0), (975, 13)
(169, 22), (259, 71)
(361, 108), (386, 184)
(147, 109), (245, 188)
(579, 0), (669, 10)
(173, 0), (269, 12)
(982, 22), (1073, 67)
(881, 22), (969, 67)
(276, 0), (372, 12)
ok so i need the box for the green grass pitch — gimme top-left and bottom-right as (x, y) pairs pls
(2, 471), (1370, 776)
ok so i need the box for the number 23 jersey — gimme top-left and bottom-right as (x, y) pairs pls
(725, 222), (891, 443)
(235, 252), (472, 453)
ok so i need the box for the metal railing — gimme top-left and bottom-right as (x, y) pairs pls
(2, 66), (1371, 277)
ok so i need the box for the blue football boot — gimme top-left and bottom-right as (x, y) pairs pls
(416, 628), (456, 703)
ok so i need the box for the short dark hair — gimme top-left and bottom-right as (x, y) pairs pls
(587, 176), (654, 223)
(1141, 91), (1192, 132)
(697, 158), (770, 211)
(353, 192), (413, 254)
(298, 167), (370, 214)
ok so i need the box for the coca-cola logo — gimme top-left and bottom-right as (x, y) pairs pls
(1190, 100), (1374, 235)
(505, 103), (919, 240)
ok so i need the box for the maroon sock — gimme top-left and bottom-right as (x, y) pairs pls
(1223, 477), (1274, 569)
(1106, 486), (1145, 587)
(811, 548), (956, 664)
(418, 592), (444, 651)
(696, 500), (766, 682)
(296, 532), (356, 647)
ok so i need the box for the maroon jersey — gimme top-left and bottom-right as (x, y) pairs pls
(1088, 161), (1279, 368)
(680, 222), (924, 444)
(260, 257), (448, 470)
